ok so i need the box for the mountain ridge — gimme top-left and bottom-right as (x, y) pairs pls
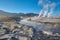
(0, 10), (38, 17)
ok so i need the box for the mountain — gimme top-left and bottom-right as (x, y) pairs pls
(25, 13), (38, 17)
(0, 10), (38, 17)
(0, 10), (18, 16)
(18, 13), (38, 17)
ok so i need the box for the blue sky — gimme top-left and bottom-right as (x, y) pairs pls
(0, 0), (60, 16)
(0, 0), (41, 13)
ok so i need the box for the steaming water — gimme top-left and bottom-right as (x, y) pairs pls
(19, 19), (60, 33)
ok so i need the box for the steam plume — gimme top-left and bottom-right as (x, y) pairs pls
(38, 0), (58, 17)
(38, 10), (43, 17)
(42, 4), (49, 17)
(48, 3), (56, 17)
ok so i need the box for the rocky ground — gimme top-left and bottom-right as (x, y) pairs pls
(0, 22), (60, 40)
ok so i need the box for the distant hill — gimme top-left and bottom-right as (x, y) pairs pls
(0, 10), (38, 17)
(0, 10), (18, 16)
(0, 10), (38, 22)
